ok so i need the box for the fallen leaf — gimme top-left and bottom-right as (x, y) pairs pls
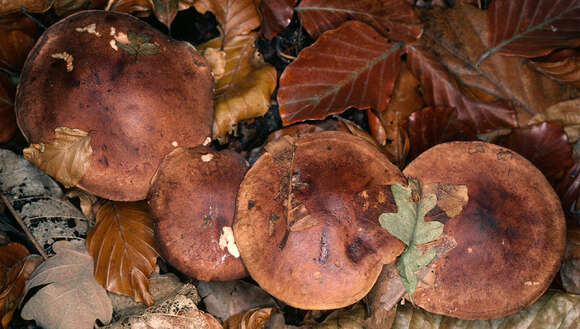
(278, 21), (404, 125)
(529, 98), (580, 142)
(150, 0), (178, 28)
(557, 161), (580, 225)
(23, 127), (93, 188)
(255, 0), (297, 40)
(295, 0), (422, 42)
(367, 109), (410, 167)
(402, 106), (477, 161)
(105, 0), (153, 16)
(392, 290), (580, 329)
(480, 0), (580, 62)
(86, 201), (159, 306)
(0, 149), (90, 254)
(194, 0), (260, 42)
(199, 33), (277, 140)
(364, 264), (403, 329)
(406, 45), (517, 133)
(115, 31), (160, 57)
(0, 76), (16, 143)
(0, 14), (40, 71)
(423, 182), (469, 219)
(405, 0), (452, 8)
(0, 0), (53, 15)
(312, 303), (367, 329)
(224, 307), (273, 329)
(65, 188), (100, 220)
(530, 53), (580, 89)
(498, 121), (574, 184)
(561, 225), (580, 294)
(53, 0), (91, 16)
(21, 241), (112, 329)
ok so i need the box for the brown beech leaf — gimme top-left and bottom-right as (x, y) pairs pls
(480, 0), (580, 63)
(278, 21), (404, 125)
(86, 201), (160, 306)
(199, 33), (277, 140)
(406, 45), (517, 133)
(416, 3), (579, 120)
(194, 0), (260, 42)
(0, 77), (16, 143)
(530, 51), (580, 88)
(402, 106), (477, 161)
(53, 0), (90, 16)
(224, 307), (273, 329)
(497, 121), (574, 184)
(561, 225), (580, 294)
(557, 161), (580, 225)
(0, 0), (53, 15)
(295, 0), (422, 42)
(105, 0), (153, 16)
(150, 0), (178, 28)
(23, 127), (92, 188)
(255, 0), (297, 40)
(0, 15), (40, 71)
(529, 98), (580, 142)
(367, 110), (410, 167)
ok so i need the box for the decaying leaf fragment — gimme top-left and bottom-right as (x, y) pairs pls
(86, 201), (159, 306)
(199, 33), (277, 140)
(23, 127), (92, 188)
(21, 241), (112, 329)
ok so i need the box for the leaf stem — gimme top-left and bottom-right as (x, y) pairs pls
(0, 192), (48, 260)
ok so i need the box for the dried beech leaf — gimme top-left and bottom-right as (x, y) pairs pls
(529, 98), (580, 142)
(21, 241), (112, 329)
(0, 77), (15, 143)
(561, 225), (580, 294)
(53, 0), (90, 16)
(105, 0), (153, 15)
(0, 0), (53, 15)
(406, 45), (517, 133)
(423, 182), (468, 219)
(498, 122), (574, 184)
(296, 0), (422, 42)
(0, 15), (40, 71)
(481, 0), (580, 62)
(392, 290), (580, 329)
(23, 127), (93, 188)
(368, 109), (410, 167)
(256, 0), (297, 40)
(313, 303), (367, 329)
(151, 0), (178, 28)
(86, 201), (159, 306)
(224, 307), (273, 329)
(557, 161), (580, 225)
(194, 0), (260, 42)
(199, 33), (277, 139)
(65, 188), (99, 220)
(531, 55), (580, 89)
(416, 3), (579, 117)
(278, 21), (403, 125)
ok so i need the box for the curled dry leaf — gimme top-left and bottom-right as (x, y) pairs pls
(105, 0), (153, 16)
(224, 307), (273, 329)
(194, 0), (260, 42)
(23, 127), (93, 188)
(530, 55), (580, 89)
(392, 290), (580, 329)
(278, 21), (404, 125)
(255, 0), (298, 40)
(86, 201), (159, 306)
(295, 0), (422, 42)
(0, 0), (53, 15)
(482, 0), (580, 61)
(199, 33), (277, 140)
(529, 98), (580, 142)
(21, 241), (113, 329)
(498, 121), (574, 184)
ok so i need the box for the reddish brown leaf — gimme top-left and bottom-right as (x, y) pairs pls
(0, 0), (52, 15)
(557, 161), (580, 225)
(0, 76), (16, 143)
(105, 0), (153, 16)
(194, 0), (261, 42)
(530, 52), (580, 88)
(402, 106), (477, 161)
(498, 122), (574, 184)
(256, 0), (297, 40)
(86, 201), (160, 306)
(406, 45), (518, 132)
(560, 225), (580, 294)
(278, 21), (404, 125)
(296, 0), (422, 42)
(0, 15), (39, 71)
(481, 0), (580, 62)
(150, 0), (178, 28)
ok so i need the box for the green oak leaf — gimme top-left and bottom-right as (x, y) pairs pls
(379, 179), (443, 298)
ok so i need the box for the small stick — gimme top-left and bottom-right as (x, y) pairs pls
(0, 192), (48, 260)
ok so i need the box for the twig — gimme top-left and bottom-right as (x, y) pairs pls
(0, 192), (48, 260)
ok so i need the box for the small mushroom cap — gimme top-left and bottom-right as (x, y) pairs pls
(234, 131), (406, 310)
(403, 141), (566, 320)
(15, 10), (213, 201)
(148, 146), (248, 281)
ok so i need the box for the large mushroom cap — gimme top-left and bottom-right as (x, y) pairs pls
(403, 141), (566, 319)
(148, 146), (248, 281)
(15, 10), (213, 201)
(234, 131), (406, 310)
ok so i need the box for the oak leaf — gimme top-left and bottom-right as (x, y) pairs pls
(199, 33), (277, 140)
(194, 0), (260, 42)
(529, 98), (580, 142)
(295, 0), (422, 42)
(21, 241), (112, 329)
(86, 201), (159, 306)
(23, 127), (93, 188)
(277, 21), (404, 125)
(255, 0), (297, 40)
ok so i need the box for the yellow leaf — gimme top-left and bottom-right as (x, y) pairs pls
(194, 0), (260, 42)
(529, 98), (580, 142)
(200, 33), (277, 140)
(23, 127), (92, 188)
(86, 201), (160, 306)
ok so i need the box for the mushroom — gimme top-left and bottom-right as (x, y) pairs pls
(401, 141), (566, 319)
(15, 10), (214, 201)
(148, 146), (248, 281)
(234, 131), (406, 310)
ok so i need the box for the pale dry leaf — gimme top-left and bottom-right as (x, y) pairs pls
(194, 0), (260, 42)
(203, 47), (227, 80)
(199, 33), (277, 140)
(86, 201), (159, 306)
(529, 98), (580, 142)
(65, 188), (99, 220)
(21, 241), (112, 329)
(423, 183), (468, 218)
(23, 127), (93, 188)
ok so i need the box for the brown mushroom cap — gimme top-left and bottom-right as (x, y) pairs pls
(15, 10), (213, 201)
(148, 146), (248, 281)
(234, 131), (406, 310)
(403, 141), (566, 320)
